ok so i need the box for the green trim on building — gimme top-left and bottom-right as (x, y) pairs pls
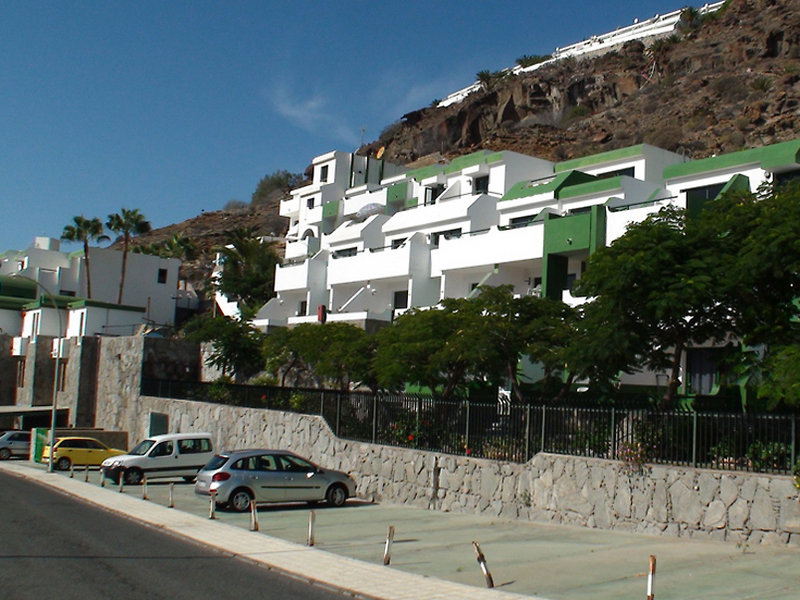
(0, 275), (38, 299)
(718, 173), (751, 197)
(444, 151), (491, 174)
(500, 171), (596, 202)
(405, 197), (419, 209)
(386, 181), (408, 205)
(322, 200), (340, 219)
(407, 164), (445, 181)
(486, 151), (504, 164)
(67, 249), (85, 259)
(0, 296), (29, 310)
(22, 296), (75, 310)
(606, 188), (666, 212)
(555, 145), (645, 173)
(663, 140), (800, 179)
(67, 299), (145, 312)
(558, 176), (623, 199)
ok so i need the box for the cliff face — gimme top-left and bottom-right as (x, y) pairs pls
(362, 0), (800, 166)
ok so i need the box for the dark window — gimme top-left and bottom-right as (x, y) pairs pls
(16, 360), (25, 388)
(178, 438), (211, 454)
(320, 165), (329, 182)
(595, 166), (635, 179)
(424, 185), (444, 205)
(257, 455), (278, 471)
(307, 197), (315, 209)
(391, 238), (406, 249)
(509, 215), (536, 228)
(566, 273), (577, 291)
(85, 439), (105, 450)
(60, 439), (88, 449)
(150, 441), (173, 457)
(334, 247), (357, 258)
(277, 454), (314, 472)
(431, 228), (462, 247)
(684, 182), (726, 216)
(393, 290), (408, 310)
(687, 347), (721, 395)
(157, 268), (168, 284)
(202, 455), (228, 471)
(59, 290), (76, 297)
(474, 176), (489, 194)
(299, 300), (307, 316)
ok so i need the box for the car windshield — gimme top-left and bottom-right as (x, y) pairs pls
(202, 455), (229, 471)
(129, 439), (155, 456)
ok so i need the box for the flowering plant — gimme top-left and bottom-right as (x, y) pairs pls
(617, 440), (648, 473)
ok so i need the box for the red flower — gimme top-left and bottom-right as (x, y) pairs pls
(408, 434), (414, 441)
(260, 394), (266, 400)
(465, 448), (471, 455)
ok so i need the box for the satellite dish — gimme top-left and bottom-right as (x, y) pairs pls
(355, 203), (384, 220)
(376, 146), (385, 159)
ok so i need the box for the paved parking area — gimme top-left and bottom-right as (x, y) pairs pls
(3, 460), (799, 600)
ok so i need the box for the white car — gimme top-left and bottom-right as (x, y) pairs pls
(101, 432), (213, 485)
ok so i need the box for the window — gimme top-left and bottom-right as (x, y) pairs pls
(320, 165), (329, 182)
(150, 441), (173, 457)
(509, 215), (536, 228)
(59, 290), (76, 297)
(334, 247), (357, 258)
(299, 300), (307, 316)
(56, 361), (67, 392)
(85, 439), (105, 450)
(684, 182), (726, 216)
(157, 268), (168, 284)
(424, 185), (444, 205)
(566, 273), (577, 291)
(430, 228), (462, 247)
(307, 197), (315, 209)
(391, 238), (407, 249)
(474, 175), (489, 194)
(595, 166), (635, 179)
(277, 454), (315, 472)
(178, 438), (211, 454)
(393, 290), (408, 310)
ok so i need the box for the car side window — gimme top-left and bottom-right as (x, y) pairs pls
(257, 455), (277, 471)
(62, 439), (86, 449)
(150, 441), (173, 457)
(278, 455), (314, 472)
(232, 457), (259, 470)
(178, 438), (212, 454)
(86, 439), (104, 449)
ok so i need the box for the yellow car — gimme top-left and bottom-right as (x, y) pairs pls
(41, 437), (126, 471)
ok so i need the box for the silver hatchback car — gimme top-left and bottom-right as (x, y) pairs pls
(194, 449), (357, 512)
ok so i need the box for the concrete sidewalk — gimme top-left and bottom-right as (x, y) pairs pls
(2, 461), (799, 600)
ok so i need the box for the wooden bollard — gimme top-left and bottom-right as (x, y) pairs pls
(472, 541), (494, 589)
(168, 482), (175, 508)
(647, 554), (656, 600)
(307, 510), (316, 546)
(84, 465), (89, 482)
(383, 525), (395, 565)
(249, 500), (259, 531)
(209, 491), (216, 520)
(142, 475), (148, 501)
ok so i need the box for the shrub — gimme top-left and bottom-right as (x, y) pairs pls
(516, 54), (551, 68)
(379, 120), (404, 143)
(566, 105), (591, 120)
(712, 76), (748, 102)
(224, 199), (249, 211)
(746, 441), (791, 472)
(750, 76), (773, 93)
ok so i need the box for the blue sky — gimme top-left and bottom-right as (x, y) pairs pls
(2, 1), (687, 252)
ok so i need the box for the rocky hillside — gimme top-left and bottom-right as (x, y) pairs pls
(130, 0), (800, 292)
(362, 0), (800, 165)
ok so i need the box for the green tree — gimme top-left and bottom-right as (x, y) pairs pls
(575, 205), (736, 407)
(107, 208), (152, 304)
(61, 215), (109, 299)
(184, 314), (265, 380)
(214, 226), (280, 318)
(134, 234), (197, 261)
(251, 170), (303, 206)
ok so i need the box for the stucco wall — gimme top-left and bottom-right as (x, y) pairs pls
(93, 393), (800, 547)
(0, 335), (15, 405)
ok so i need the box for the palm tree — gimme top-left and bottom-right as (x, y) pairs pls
(61, 216), (109, 299)
(107, 208), (151, 304)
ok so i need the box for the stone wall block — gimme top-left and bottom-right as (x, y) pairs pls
(749, 489), (777, 530)
(698, 472), (719, 505)
(703, 499), (727, 529)
(778, 497), (800, 533)
(669, 480), (703, 526)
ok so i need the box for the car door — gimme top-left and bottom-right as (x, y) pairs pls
(144, 440), (176, 476)
(82, 438), (109, 466)
(276, 454), (325, 502)
(10, 432), (30, 456)
(59, 439), (89, 465)
(231, 454), (284, 503)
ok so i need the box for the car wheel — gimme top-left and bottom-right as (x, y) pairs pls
(229, 488), (253, 513)
(124, 468), (143, 485)
(0, 448), (10, 460)
(326, 484), (347, 507)
(56, 457), (71, 471)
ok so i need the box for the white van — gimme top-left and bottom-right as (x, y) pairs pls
(100, 432), (213, 485)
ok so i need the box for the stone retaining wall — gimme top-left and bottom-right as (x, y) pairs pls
(94, 394), (800, 547)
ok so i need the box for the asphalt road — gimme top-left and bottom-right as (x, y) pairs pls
(0, 470), (352, 600)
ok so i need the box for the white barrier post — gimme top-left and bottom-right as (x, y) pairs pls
(472, 541), (494, 588)
(209, 491), (216, 520)
(70, 462), (74, 479)
(647, 554), (656, 600)
(307, 510), (316, 546)
(118, 474), (124, 493)
(100, 472), (105, 488)
(168, 482), (174, 508)
(142, 475), (148, 501)
(84, 465), (89, 482)
(249, 500), (259, 531)
(383, 525), (395, 565)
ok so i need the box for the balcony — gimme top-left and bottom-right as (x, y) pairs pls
(275, 260), (311, 292)
(328, 244), (412, 285)
(280, 195), (300, 218)
(11, 336), (29, 356)
(433, 224), (544, 273)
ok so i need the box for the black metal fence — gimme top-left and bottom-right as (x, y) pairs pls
(141, 379), (799, 475)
